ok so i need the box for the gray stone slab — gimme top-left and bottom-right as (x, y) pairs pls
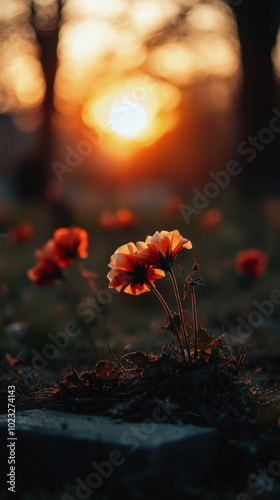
(0, 408), (216, 446)
(0, 409), (221, 498)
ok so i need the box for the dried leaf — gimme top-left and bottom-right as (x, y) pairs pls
(203, 338), (223, 355)
(121, 351), (150, 368)
(124, 345), (132, 354)
(193, 262), (199, 273)
(183, 275), (192, 300)
(197, 325), (215, 349)
(166, 312), (181, 332)
(94, 360), (114, 377)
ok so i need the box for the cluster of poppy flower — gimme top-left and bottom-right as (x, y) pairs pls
(107, 229), (192, 295)
(26, 223), (269, 363)
(108, 230), (193, 360)
(27, 227), (88, 286)
(98, 208), (137, 232)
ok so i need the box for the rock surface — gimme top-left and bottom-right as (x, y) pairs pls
(0, 409), (222, 498)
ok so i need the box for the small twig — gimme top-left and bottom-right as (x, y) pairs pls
(107, 345), (125, 370)
(71, 367), (81, 381)
(191, 262), (200, 359)
(191, 284), (198, 358)
(169, 270), (191, 360)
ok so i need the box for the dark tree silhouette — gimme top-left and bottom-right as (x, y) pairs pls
(16, 0), (62, 200)
(227, 0), (280, 195)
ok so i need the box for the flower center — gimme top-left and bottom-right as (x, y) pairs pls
(127, 261), (149, 286)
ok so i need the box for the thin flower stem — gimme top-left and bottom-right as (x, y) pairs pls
(146, 280), (187, 363)
(191, 284), (198, 358)
(78, 261), (98, 294)
(169, 270), (191, 360)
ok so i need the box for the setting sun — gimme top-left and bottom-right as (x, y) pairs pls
(109, 100), (148, 138)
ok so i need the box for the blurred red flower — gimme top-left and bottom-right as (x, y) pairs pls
(136, 230), (192, 272)
(199, 208), (223, 232)
(53, 227), (88, 268)
(8, 222), (34, 244)
(98, 208), (137, 232)
(163, 195), (183, 218)
(98, 211), (118, 232)
(236, 249), (268, 278)
(116, 208), (137, 229)
(107, 242), (165, 295)
(27, 240), (62, 286)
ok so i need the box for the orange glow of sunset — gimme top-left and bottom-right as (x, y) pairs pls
(109, 101), (148, 138)
(0, 0), (241, 150)
(81, 76), (181, 152)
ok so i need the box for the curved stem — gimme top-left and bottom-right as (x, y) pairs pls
(169, 270), (191, 360)
(146, 281), (187, 363)
(191, 284), (198, 358)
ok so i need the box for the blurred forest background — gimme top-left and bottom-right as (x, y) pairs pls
(1, 0), (280, 374)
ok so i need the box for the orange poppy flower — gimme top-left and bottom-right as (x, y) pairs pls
(236, 249), (268, 278)
(199, 208), (223, 232)
(27, 240), (63, 286)
(53, 227), (88, 268)
(136, 230), (192, 271)
(107, 242), (165, 295)
(116, 208), (137, 229)
(8, 222), (34, 244)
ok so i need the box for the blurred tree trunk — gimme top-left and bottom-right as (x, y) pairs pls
(228, 0), (280, 195)
(17, 0), (62, 200)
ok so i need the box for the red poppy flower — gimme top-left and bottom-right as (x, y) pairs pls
(163, 195), (183, 218)
(27, 240), (63, 286)
(107, 242), (165, 295)
(53, 227), (88, 268)
(236, 249), (268, 278)
(116, 208), (137, 229)
(136, 230), (192, 272)
(199, 208), (223, 232)
(8, 222), (34, 244)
